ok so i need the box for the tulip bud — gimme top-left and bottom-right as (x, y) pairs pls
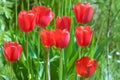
(73, 2), (93, 24)
(75, 26), (93, 47)
(18, 10), (36, 32)
(53, 29), (70, 48)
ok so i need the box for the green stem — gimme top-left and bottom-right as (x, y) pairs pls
(38, 29), (41, 79)
(21, 0), (24, 10)
(38, 28), (41, 58)
(59, 49), (63, 80)
(10, 62), (12, 80)
(26, 32), (28, 64)
(77, 48), (84, 80)
(28, 0), (30, 10)
(106, 0), (112, 80)
(77, 75), (80, 80)
(15, 0), (17, 31)
(78, 47), (83, 58)
(26, 33), (30, 80)
(45, 48), (51, 80)
(81, 47), (84, 57)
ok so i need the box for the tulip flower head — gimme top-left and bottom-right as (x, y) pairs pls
(18, 10), (36, 32)
(75, 26), (93, 47)
(73, 2), (93, 24)
(53, 29), (70, 48)
(40, 30), (54, 47)
(32, 6), (54, 28)
(56, 16), (71, 31)
(76, 56), (97, 78)
(3, 41), (22, 62)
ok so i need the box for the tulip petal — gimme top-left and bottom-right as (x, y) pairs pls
(56, 16), (71, 31)
(4, 46), (18, 62)
(40, 30), (54, 47)
(32, 6), (54, 28)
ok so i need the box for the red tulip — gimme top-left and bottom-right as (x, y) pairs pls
(18, 10), (36, 32)
(3, 41), (22, 62)
(32, 6), (54, 28)
(56, 16), (71, 31)
(75, 26), (93, 47)
(53, 29), (70, 48)
(40, 30), (54, 47)
(73, 2), (93, 24)
(76, 56), (97, 78)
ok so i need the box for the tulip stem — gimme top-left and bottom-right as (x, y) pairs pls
(38, 28), (41, 79)
(28, 0), (29, 10)
(15, 0), (17, 31)
(106, 0), (112, 80)
(81, 48), (83, 57)
(77, 48), (84, 80)
(10, 62), (12, 80)
(45, 48), (51, 80)
(26, 32), (30, 79)
(59, 49), (63, 80)
(77, 75), (80, 80)
(78, 47), (83, 58)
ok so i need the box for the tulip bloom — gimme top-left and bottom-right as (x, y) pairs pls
(56, 16), (71, 31)
(3, 41), (22, 62)
(53, 29), (70, 48)
(18, 10), (36, 32)
(73, 2), (93, 24)
(40, 30), (54, 47)
(76, 56), (97, 78)
(75, 26), (93, 47)
(32, 6), (54, 28)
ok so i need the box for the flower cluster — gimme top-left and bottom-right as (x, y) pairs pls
(40, 16), (71, 48)
(73, 2), (97, 78)
(3, 2), (97, 79)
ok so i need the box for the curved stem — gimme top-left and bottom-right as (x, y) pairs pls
(59, 49), (63, 80)
(45, 48), (51, 80)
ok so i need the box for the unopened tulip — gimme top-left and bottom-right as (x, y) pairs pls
(18, 10), (36, 32)
(75, 26), (93, 47)
(73, 2), (93, 24)
(53, 29), (70, 48)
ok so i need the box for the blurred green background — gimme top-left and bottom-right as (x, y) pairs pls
(0, 0), (120, 80)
